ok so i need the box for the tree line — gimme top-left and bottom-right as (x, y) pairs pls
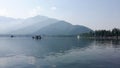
(81, 28), (120, 39)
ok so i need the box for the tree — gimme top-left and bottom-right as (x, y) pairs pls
(112, 28), (120, 39)
(80, 28), (120, 39)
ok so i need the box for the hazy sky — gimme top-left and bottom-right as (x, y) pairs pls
(0, 0), (120, 30)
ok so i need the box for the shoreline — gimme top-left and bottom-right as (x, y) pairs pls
(80, 37), (120, 40)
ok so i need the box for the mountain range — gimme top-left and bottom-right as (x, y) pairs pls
(0, 15), (92, 35)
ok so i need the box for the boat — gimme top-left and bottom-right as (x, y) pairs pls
(32, 35), (41, 40)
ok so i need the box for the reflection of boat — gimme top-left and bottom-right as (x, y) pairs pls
(32, 35), (41, 40)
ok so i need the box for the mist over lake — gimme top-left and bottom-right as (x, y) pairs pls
(0, 14), (119, 68)
(0, 37), (119, 68)
(0, 0), (120, 68)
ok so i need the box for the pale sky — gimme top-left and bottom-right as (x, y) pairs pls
(0, 0), (120, 30)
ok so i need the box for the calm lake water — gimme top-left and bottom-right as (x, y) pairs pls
(0, 37), (120, 68)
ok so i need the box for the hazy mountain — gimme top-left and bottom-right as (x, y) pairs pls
(11, 16), (58, 34)
(0, 16), (23, 34)
(9, 16), (48, 33)
(0, 15), (92, 35)
(0, 16), (17, 23)
(69, 25), (92, 35)
(35, 21), (92, 35)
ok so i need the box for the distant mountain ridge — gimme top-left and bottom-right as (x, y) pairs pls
(11, 16), (58, 34)
(0, 15), (92, 35)
(35, 21), (92, 35)
(0, 16), (18, 23)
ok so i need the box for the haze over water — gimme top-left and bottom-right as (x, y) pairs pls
(0, 0), (119, 68)
(0, 37), (120, 68)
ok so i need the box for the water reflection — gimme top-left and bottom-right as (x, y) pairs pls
(95, 39), (120, 48)
(39, 37), (94, 53)
(0, 37), (120, 68)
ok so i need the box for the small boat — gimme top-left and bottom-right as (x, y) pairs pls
(32, 35), (41, 40)
(10, 35), (14, 38)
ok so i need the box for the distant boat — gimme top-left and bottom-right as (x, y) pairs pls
(10, 35), (14, 38)
(32, 35), (41, 40)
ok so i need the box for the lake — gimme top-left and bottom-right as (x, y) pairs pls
(0, 37), (120, 68)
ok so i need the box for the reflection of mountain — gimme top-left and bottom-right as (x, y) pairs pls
(0, 15), (92, 35)
(39, 38), (94, 53)
(0, 37), (94, 68)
